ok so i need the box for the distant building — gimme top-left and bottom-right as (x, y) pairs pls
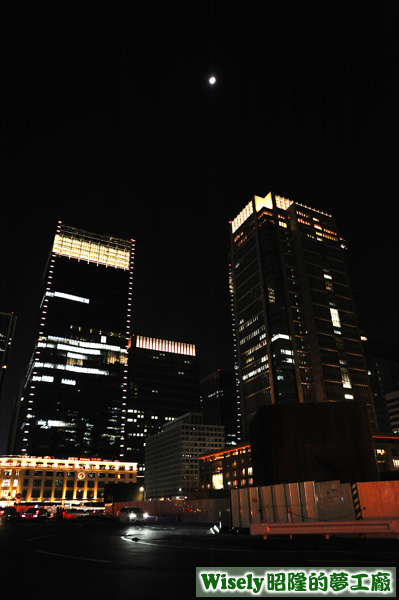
(126, 335), (199, 471)
(200, 370), (239, 447)
(363, 339), (399, 433)
(386, 391), (399, 434)
(0, 455), (137, 506)
(145, 413), (224, 499)
(229, 192), (377, 439)
(199, 443), (252, 493)
(372, 433), (399, 474)
(12, 223), (135, 460)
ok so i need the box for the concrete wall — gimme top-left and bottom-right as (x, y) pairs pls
(356, 480), (399, 519)
(231, 480), (355, 528)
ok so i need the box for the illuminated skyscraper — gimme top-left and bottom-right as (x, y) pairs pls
(126, 335), (199, 471)
(13, 223), (134, 460)
(229, 192), (376, 439)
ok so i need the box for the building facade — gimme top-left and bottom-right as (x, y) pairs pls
(229, 192), (376, 438)
(363, 339), (399, 433)
(199, 370), (239, 447)
(199, 443), (252, 493)
(13, 223), (135, 460)
(385, 392), (399, 434)
(372, 434), (399, 473)
(0, 455), (137, 507)
(144, 413), (225, 499)
(126, 335), (199, 471)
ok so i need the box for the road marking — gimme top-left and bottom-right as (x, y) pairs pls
(27, 535), (53, 542)
(35, 549), (111, 563)
(122, 536), (250, 552)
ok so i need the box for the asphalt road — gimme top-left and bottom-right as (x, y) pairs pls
(0, 516), (398, 599)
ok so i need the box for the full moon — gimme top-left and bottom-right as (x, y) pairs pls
(209, 76), (216, 85)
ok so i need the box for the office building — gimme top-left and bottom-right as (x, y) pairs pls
(372, 432), (399, 474)
(363, 339), (399, 433)
(199, 443), (252, 493)
(126, 335), (200, 470)
(145, 412), (225, 499)
(200, 369), (239, 447)
(0, 455), (137, 506)
(13, 223), (134, 460)
(229, 192), (376, 439)
(386, 391), (399, 434)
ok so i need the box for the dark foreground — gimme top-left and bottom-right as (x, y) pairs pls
(0, 516), (397, 599)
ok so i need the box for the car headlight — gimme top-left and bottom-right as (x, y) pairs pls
(143, 513), (148, 519)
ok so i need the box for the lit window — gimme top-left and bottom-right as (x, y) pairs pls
(330, 308), (341, 328)
(340, 366), (352, 389)
(46, 291), (90, 304)
(212, 473), (223, 490)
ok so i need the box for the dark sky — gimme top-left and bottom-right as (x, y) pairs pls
(2, 1), (399, 450)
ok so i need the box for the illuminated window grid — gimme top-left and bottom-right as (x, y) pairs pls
(231, 194), (332, 237)
(136, 336), (196, 356)
(231, 201), (254, 234)
(52, 224), (131, 271)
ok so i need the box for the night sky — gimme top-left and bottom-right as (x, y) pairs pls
(2, 2), (399, 451)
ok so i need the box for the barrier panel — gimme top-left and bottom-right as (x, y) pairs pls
(251, 519), (399, 539)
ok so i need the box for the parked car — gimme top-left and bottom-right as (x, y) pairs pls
(0, 507), (20, 523)
(63, 508), (93, 519)
(117, 507), (149, 523)
(21, 507), (49, 521)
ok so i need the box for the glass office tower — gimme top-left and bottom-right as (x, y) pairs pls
(199, 369), (239, 447)
(14, 222), (135, 460)
(229, 192), (376, 439)
(126, 335), (199, 471)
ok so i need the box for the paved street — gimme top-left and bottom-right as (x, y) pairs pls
(0, 517), (397, 599)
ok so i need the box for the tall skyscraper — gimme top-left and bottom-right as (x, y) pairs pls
(229, 192), (376, 439)
(13, 222), (134, 460)
(126, 334), (199, 471)
(200, 369), (239, 447)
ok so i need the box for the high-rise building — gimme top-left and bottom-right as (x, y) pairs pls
(229, 192), (376, 439)
(126, 335), (199, 470)
(199, 369), (239, 447)
(13, 222), (134, 460)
